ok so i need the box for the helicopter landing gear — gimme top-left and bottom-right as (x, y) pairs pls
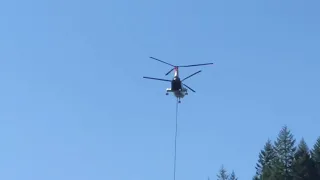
(166, 92), (169, 95)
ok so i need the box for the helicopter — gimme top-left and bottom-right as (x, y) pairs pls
(143, 57), (213, 103)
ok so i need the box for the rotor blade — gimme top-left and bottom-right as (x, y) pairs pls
(181, 70), (201, 82)
(179, 63), (214, 67)
(150, 57), (175, 67)
(143, 76), (171, 82)
(182, 83), (196, 92)
(165, 68), (175, 76)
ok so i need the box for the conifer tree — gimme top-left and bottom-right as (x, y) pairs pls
(228, 171), (238, 180)
(273, 125), (296, 180)
(217, 165), (229, 180)
(252, 175), (259, 180)
(248, 127), (320, 179)
(292, 138), (317, 180)
(311, 137), (320, 177)
(255, 139), (276, 179)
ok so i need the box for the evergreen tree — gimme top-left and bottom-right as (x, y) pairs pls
(311, 137), (320, 177)
(214, 126), (320, 180)
(273, 125), (296, 180)
(252, 175), (259, 180)
(217, 165), (229, 180)
(255, 139), (276, 179)
(228, 171), (238, 180)
(292, 138), (317, 180)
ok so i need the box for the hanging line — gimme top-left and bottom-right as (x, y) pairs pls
(173, 98), (179, 180)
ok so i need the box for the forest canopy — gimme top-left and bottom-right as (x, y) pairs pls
(212, 125), (320, 180)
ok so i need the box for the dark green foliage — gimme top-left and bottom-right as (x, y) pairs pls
(214, 126), (320, 180)
(312, 137), (320, 177)
(312, 137), (320, 162)
(272, 125), (296, 180)
(255, 139), (276, 179)
(217, 165), (229, 180)
(213, 166), (238, 180)
(292, 138), (317, 180)
(228, 171), (238, 180)
(252, 175), (259, 180)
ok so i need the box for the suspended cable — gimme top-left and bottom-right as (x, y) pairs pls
(173, 98), (179, 180)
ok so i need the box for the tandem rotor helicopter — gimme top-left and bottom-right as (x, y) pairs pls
(143, 57), (214, 103)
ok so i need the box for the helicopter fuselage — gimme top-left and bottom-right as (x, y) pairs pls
(166, 73), (188, 101)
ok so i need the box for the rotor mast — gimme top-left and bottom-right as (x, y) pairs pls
(174, 67), (179, 79)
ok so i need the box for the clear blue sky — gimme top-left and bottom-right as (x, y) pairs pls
(1, 0), (320, 179)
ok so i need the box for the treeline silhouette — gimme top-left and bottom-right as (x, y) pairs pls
(211, 125), (320, 180)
